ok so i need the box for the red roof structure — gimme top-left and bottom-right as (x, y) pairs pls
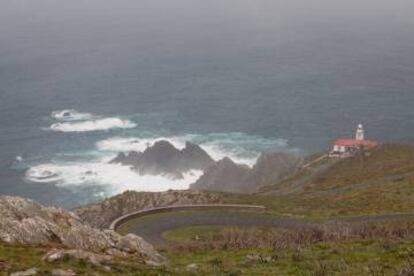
(334, 139), (378, 147)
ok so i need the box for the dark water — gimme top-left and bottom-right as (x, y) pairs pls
(1, 0), (414, 208)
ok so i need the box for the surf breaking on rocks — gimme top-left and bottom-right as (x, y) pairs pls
(24, 109), (294, 200)
(49, 109), (137, 132)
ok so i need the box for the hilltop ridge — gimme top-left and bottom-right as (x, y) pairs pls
(253, 143), (414, 217)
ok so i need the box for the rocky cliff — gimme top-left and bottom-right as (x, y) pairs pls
(190, 152), (303, 193)
(0, 196), (166, 265)
(110, 141), (214, 179)
(190, 158), (252, 193)
(74, 190), (221, 229)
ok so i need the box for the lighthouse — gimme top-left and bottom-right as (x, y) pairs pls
(329, 124), (378, 158)
(355, 124), (364, 141)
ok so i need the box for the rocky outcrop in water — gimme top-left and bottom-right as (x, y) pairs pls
(110, 141), (214, 179)
(110, 140), (302, 193)
(190, 152), (303, 193)
(74, 190), (221, 229)
(0, 196), (166, 265)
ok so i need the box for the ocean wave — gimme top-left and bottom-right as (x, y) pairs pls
(192, 132), (289, 166)
(50, 118), (137, 132)
(96, 136), (188, 153)
(51, 109), (94, 121)
(26, 161), (203, 194)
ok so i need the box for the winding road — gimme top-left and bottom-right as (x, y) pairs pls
(121, 209), (317, 246)
(118, 206), (414, 246)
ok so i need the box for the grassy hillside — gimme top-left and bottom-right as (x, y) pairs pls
(272, 144), (414, 192)
(161, 223), (414, 275)
(219, 144), (414, 218)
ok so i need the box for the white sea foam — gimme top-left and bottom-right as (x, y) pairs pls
(51, 109), (94, 121)
(26, 161), (203, 194)
(50, 118), (137, 132)
(96, 132), (289, 166)
(96, 136), (188, 153)
(31, 110), (294, 199)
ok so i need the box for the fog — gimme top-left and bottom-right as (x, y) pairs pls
(1, 0), (414, 58)
(1, 0), (413, 148)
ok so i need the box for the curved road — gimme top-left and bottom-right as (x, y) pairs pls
(125, 210), (317, 246)
(122, 208), (414, 246)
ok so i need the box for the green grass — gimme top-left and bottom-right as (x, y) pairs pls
(158, 220), (414, 275)
(4, 239), (409, 276)
(213, 144), (414, 219)
(164, 240), (414, 275)
(0, 242), (167, 276)
(4, 235), (413, 275)
(162, 225), (274, 243)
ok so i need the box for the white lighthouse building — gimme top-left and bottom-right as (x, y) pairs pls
(330, 124), (378, 158)
(355, 124), (364, 141)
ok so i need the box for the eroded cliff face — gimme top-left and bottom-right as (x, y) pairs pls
(0, 196), (166, 265)
(190, 153), (303, 194)
(74, 190), (221, 229)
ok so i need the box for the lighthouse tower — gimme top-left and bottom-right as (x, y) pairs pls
(355, 124), (364, 141)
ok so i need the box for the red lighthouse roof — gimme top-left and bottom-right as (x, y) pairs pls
(334, 139), (378, 147)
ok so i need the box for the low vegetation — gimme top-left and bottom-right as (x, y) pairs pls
(164, 219), (414, 251)
(162, 221), (414, 275)
(164, 240), (414, 275)
(0, 242), (167, 276)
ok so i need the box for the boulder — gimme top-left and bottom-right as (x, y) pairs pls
(51, 269), (76, 276)
(115, 234), (167, 265)
(0, 196), (116, 252)
(43, 249), (112, 266)
(10, 268), (38, 276)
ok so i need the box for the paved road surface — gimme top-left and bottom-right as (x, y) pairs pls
(125, 209), (414, 246)
(126, 211), (317, 246)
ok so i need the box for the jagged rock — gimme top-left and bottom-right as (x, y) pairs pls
(0, 196), (166, 265)
(51, 269), (76, 276)
(10, 268), (39, 276)
(74, 190), (221, 229)
(43, 249), (112, 266)
(191, 152), (303, 193)
(115, 234), (167, 265)
(110, 141), (214, 179)
(0, 196), (113, 251)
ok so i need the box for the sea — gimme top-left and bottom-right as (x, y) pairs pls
(1, 0), (414, 208)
